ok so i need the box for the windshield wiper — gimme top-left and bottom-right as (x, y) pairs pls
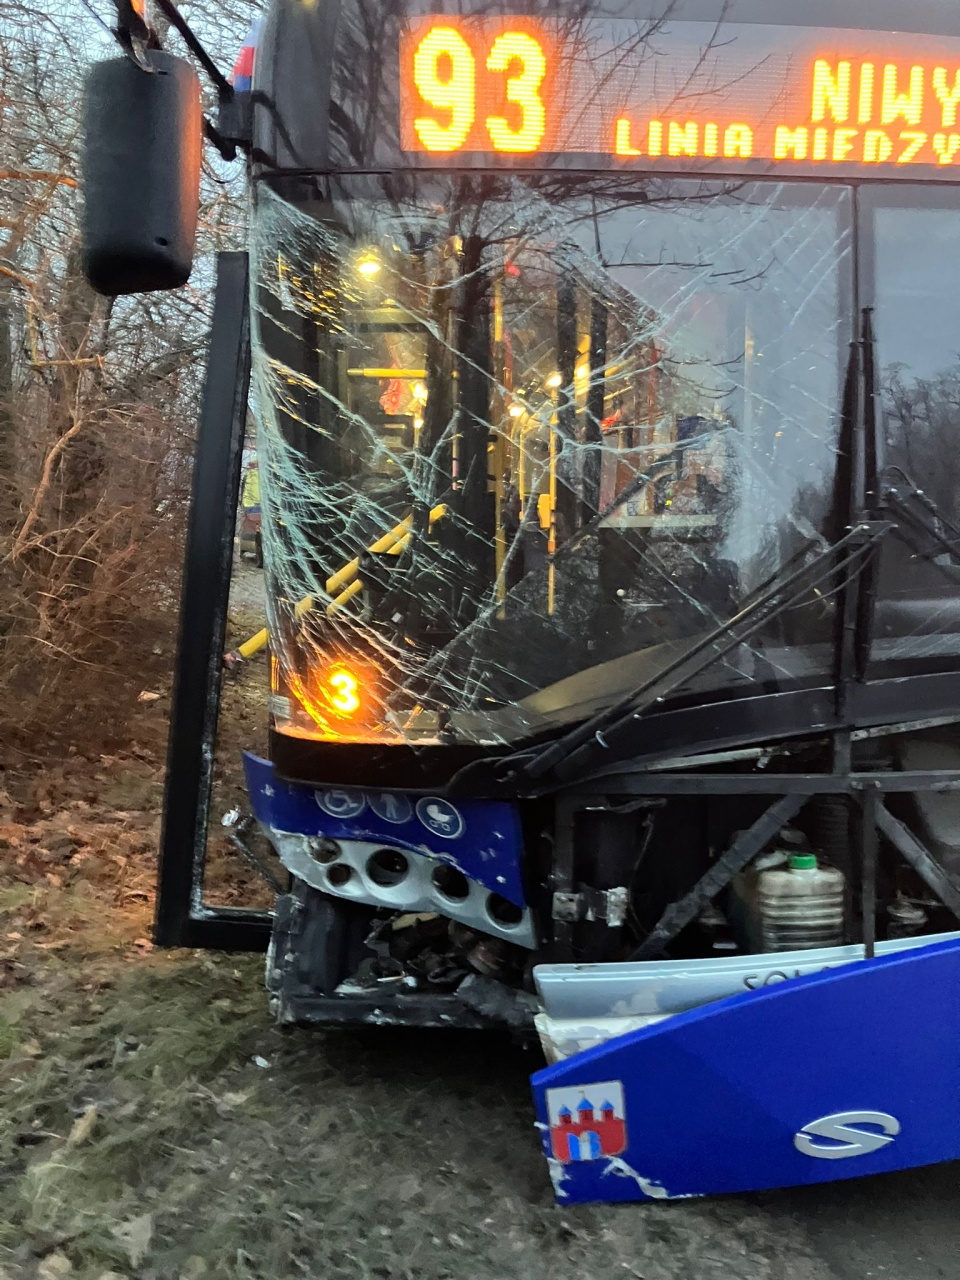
(510, 519), (891, 786)
(501, 310), (895, 790)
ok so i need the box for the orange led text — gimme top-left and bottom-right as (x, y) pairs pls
(613, 59), (960, 168)
(411, 25), (547, 153)
(402, 21), (960, 171)
(323, 664), (362, 718)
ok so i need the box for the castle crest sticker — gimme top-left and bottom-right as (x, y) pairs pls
(547, 1082), (627, 1162)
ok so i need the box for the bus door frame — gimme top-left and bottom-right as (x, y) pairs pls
(155, 250), (272, 951)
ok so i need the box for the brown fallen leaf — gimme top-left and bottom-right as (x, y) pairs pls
(137, 691), (161, 704)
(67, 1106), (98, 1147)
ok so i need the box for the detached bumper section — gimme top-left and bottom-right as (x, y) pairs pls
(532, 934), (960, 1203)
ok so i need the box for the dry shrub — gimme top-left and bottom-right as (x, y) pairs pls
(0, 0), (251, 763)
(0, 285), (200, 758)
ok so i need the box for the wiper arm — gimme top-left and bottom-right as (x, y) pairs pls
(883, 483), (960, 572)
(512, 520), (892, 787)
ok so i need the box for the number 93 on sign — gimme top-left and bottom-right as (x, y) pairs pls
(404, 24), (549, 154)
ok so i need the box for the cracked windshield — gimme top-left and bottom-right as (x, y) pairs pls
(250, 176), (849, 747)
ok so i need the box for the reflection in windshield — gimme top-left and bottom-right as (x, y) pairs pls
(871, 198), (960, 663)
(251, 176), (850, 744)
(875, 204), (960, 520)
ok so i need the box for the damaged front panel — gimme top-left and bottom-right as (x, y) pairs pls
(532, 935), (960, 1202)
(244, 751), (534, 947)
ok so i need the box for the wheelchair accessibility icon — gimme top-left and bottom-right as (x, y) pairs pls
(315, 789), (366, 820)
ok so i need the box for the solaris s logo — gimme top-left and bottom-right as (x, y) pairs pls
(794, 1111), (901, 1160)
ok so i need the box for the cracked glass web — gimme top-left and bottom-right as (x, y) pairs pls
(249, 175), (851, 747)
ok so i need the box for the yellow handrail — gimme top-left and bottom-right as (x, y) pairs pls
(231, 503), (447, 662)
(326, 515), (414, 596)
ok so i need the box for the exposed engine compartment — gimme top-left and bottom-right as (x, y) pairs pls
(259, 725), (960, 1035)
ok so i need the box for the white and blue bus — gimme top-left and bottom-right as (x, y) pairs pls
(83, 0), (960, 1201)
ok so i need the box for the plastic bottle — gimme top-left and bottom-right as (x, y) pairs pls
(757, 853), (845, 952)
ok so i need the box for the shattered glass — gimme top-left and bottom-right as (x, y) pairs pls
(249, 175), (853, 748)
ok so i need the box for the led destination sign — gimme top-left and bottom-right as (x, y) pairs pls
(399, 18), (960, 175)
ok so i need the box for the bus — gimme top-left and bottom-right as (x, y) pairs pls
(83, 0), (960, 1204)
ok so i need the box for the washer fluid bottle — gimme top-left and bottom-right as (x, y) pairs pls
(757, 853), (845, 952)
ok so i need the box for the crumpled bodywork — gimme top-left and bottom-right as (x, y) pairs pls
(244, 752), (532, 945)
(222, 0), (960, 1208)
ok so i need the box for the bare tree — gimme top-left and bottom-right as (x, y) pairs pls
(0, 0), (258, 751)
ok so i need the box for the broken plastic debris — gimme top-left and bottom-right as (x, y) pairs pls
(110, 1213), (154, 1267)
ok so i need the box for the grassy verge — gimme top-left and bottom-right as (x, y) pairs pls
(1, 950), (266, 1276)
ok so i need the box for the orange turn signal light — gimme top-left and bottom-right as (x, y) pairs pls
(324, 663), (362, 718)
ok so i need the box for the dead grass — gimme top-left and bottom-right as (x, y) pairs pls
(0, 708), (864, 1280)
(0, 758), (840, 1280)
(0, 932), (841, 1280)
(0, 950), (267, 1275)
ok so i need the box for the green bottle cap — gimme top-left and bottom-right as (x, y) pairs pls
(789, 853), (817, 870)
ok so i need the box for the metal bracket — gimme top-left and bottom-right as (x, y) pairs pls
(631, 793), (807, 961)
(876, 803), (960, 923)
(552, 887), (629, 927)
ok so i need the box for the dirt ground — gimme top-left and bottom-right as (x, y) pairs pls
(2, 566), (960, 1280)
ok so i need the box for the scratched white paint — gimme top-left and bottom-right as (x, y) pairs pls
(601, 1156), (695, 1200)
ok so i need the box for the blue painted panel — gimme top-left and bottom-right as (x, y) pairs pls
(242, 753), (526, 906)
(532, 936), (960, 1203)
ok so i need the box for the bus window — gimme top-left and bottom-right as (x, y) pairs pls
(862, 186), (960, 665)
